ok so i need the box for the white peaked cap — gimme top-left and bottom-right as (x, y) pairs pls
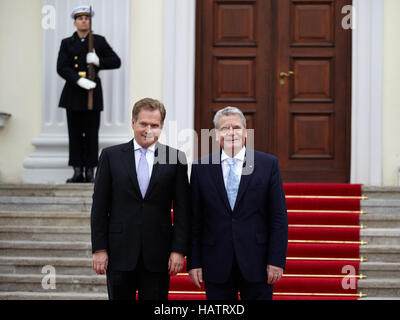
(71, 5), (95, 19)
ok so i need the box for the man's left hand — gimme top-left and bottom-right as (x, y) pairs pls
(267, 265), (283, 284)
(168, 252), (185, 276)
(87, 49), (100, 67)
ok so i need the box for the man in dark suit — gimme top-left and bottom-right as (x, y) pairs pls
(91, 98), (191, 300)
(187, 106), (288, 300)
(57, 6), (121, 183)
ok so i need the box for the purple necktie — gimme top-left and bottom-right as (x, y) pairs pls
(137, 148), (149, 198)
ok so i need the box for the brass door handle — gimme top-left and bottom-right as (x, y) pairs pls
(280, 71), (294, 85)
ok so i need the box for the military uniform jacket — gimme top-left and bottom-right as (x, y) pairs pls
(57, 32), (121, 111)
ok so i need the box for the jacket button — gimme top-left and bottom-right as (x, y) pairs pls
(74, 56), (78, 60)
(74, 64), (78, 68)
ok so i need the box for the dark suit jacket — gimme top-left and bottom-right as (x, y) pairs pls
(187, 150), (288, 283)
(90, 140), (191, 272)
(57, 32), (121, 111)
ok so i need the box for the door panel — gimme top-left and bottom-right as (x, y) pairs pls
(195, 0), (274, 152)
(275, 0), (352, 182)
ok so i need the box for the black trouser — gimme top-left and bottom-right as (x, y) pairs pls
(106, 250), (170, 300)
(205, 255), (273, 300)
(66, 110), (100, 168)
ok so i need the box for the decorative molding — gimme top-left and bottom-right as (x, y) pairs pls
(162, 0), (384, 185)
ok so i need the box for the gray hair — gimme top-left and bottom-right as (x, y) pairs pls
(213, 106), (247, 129)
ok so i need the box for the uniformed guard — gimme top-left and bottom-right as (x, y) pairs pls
(57, 5), (121, 183)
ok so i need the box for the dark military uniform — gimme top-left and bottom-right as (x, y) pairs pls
(57, 32), (121, 169)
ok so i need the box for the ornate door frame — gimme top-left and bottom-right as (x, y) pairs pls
(171, 0), (383, 185)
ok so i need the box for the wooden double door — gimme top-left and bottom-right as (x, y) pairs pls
(195, 0), (352, 182)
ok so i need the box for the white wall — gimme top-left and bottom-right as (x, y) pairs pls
(0, 0), (43, 183)
(382, 0), (400, 186)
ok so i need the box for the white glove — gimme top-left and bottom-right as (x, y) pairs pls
(87, 49), (100, 67)
(77, 78), (97, 90)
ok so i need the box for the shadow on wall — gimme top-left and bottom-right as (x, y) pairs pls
(0, 112), (11, 128)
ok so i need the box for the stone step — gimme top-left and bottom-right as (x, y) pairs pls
(1, 211), (399, 228)
(361, 199), (400, 214)
(0, 211), (90, 226)
(0, 184), (93, 198)
(0, 226), (91, 241)
(358, 279), (400, 297)
(0, 257), (94, 275)
(3, 211), (398, 228)
(5, 224), (399, 243)
(362, 186), (400, 200)
(0, 241), (92, 258)
(0, 184), (397, 200)
(0, 197), (92, 212)
(0, 273), (376, 301)
(0, 274), (106, 294)
(3, 290), (396, 301)
(0, 291), (107, 300)
(360, 228), (400, 245)
(1, 184), (395, 199)
(359, 262), (400, 278)
(360, 245), (400, 262)
(360, 213), (400, 228)
(359, 297), (400, 300)
(0, 184), (395, 196)
(4, 240), (398, 263)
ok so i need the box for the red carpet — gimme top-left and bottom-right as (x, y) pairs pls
(168, 183), (366, 300)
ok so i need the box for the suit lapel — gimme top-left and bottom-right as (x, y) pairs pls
(121, 140), (142, 199)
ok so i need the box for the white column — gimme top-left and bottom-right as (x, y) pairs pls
(23, 0), (131, 183)
(351, 0), (384, 186)
(161, 0), (196, 164)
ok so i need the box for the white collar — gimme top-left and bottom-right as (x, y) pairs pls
(221, 147), (246, 163)
(133, 139), (156, 153)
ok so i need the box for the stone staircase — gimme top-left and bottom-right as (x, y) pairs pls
(0, 184), (399, 300)
(0, 184), (107, 300)
(358, 187), (400, 300)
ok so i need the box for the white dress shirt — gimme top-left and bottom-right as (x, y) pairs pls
(133, 139), (156, 178)
(221, 147), (246, 189)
